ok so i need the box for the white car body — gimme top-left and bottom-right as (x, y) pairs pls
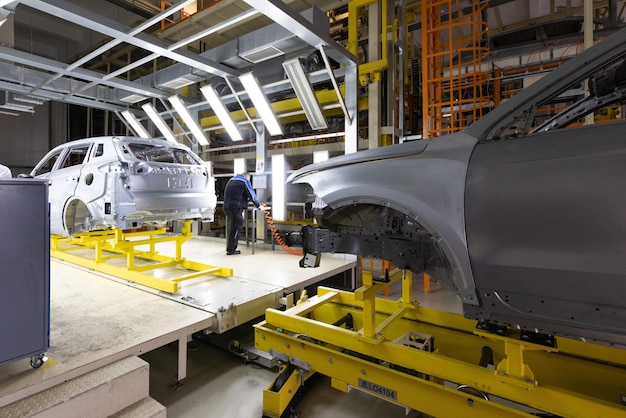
(28, 136), (216, 236)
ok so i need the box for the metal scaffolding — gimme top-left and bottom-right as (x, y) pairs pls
(421, 0), (490, 137)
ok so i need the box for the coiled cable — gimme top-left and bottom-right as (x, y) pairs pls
(261, 208), (303, 256)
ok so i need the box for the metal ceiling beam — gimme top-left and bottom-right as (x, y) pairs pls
(72, 8), (259, 100)
(20, 0), (241, 78)
(0, 45), (167, 98)
(242, 0), (358, 154)
(31, 0), (195, 96)
(0, 80), (130, 112)
(243, 0), (357, 66)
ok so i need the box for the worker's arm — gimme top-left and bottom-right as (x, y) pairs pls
(242, 176), (261, 207)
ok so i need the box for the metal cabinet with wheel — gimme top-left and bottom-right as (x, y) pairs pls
(0, 178), (50, 368)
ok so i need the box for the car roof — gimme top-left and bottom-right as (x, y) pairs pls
(51, 136), (190, 150)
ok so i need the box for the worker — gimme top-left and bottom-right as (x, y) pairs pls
(223, 172), (262, 255)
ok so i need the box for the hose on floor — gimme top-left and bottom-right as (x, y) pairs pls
(261, 208), (303, 256)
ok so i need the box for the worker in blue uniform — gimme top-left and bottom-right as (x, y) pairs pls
(223, 172), (261, 255)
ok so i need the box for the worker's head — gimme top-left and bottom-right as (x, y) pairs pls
(241, 171), (251, 180)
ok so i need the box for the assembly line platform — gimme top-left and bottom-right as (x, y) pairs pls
(0, 237), (356, 409)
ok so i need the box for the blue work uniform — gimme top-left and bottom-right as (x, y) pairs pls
(223, 175), (260, 254)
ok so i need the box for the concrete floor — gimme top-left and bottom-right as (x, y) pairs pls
(142, 335), (426, 418)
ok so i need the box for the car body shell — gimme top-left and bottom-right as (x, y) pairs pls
(29, 136), (216, 236)
(289, 27), (626, 345)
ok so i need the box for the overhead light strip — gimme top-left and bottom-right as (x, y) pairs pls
(121, 110), (151, 138)
(282, 58), (327, 130)
(239, 72), (283, 136)
(200, 84), (243, 141)
(168, 95), (209, 146)
(142, 103), (178, 143)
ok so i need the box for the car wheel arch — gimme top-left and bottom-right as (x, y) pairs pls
(62, 197), (94, 236)
(317, 188), (479, 306)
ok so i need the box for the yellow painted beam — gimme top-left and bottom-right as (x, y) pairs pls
(255, 324), (532, 418)
(50, 223), (233, 293)
(257, 288), (626, 417)
(199, 88), (369, 131)
(262, 366), (314, 418)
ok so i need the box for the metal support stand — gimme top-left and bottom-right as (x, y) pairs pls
(255, 279), (626, 417)
(50, 221), (233, 293)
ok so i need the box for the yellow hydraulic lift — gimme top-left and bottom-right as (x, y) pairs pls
(50, 221), (233, 293)
(256, 269), (626, 417)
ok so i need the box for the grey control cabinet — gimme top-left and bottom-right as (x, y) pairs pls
(0, 178), (50, 367)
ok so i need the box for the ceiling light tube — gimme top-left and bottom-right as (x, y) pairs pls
(142, 103), (178, 143)
(283, 58), (327, 130)
(121, 110), (151, 138)
(168, 95), (209, 146)
(239, 72), (283, 136)
(200, 85), (243, 141)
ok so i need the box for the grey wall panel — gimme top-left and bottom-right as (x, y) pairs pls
(0, 102), (51, 173)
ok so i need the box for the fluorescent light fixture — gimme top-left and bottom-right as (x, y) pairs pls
(168, 95), (209, 146)
(234, 158), (246, 175)
(283, 58), (328, 130)
(142, 103), (178, 143)
(119, 93), (146, 104)
(0, 103), (34, 113)
(271, 154), (286, 221)
(200, 85), (243, 141)
(121, 110), (151, 138)
(313, 150), (329, 163)
(239, 72), (283, 136)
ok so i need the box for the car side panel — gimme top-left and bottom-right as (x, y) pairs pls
(43, 151), (82, 235)
(465, 121), (626, 341)
(292, 133), (479, 305)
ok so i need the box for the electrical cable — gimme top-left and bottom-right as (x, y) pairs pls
(261, 208), (303, 256)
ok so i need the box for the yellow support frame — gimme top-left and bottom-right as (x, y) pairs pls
(348, 0), (389, 85)
(262, 365), (315, 418)
(255, 284), (626, 417)
(50, 221), (233, 293)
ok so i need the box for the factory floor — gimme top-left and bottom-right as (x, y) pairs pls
(140, 250), (462, 418)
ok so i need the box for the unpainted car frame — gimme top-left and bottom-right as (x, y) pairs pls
(291, 27), (626, 346)
(24, 136), (216, 236)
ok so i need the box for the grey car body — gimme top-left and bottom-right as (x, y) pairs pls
(290, 27), (626, 345)
(27, 136), (216, 236)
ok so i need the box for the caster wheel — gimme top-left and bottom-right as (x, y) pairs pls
(30, 354), (47, 369)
